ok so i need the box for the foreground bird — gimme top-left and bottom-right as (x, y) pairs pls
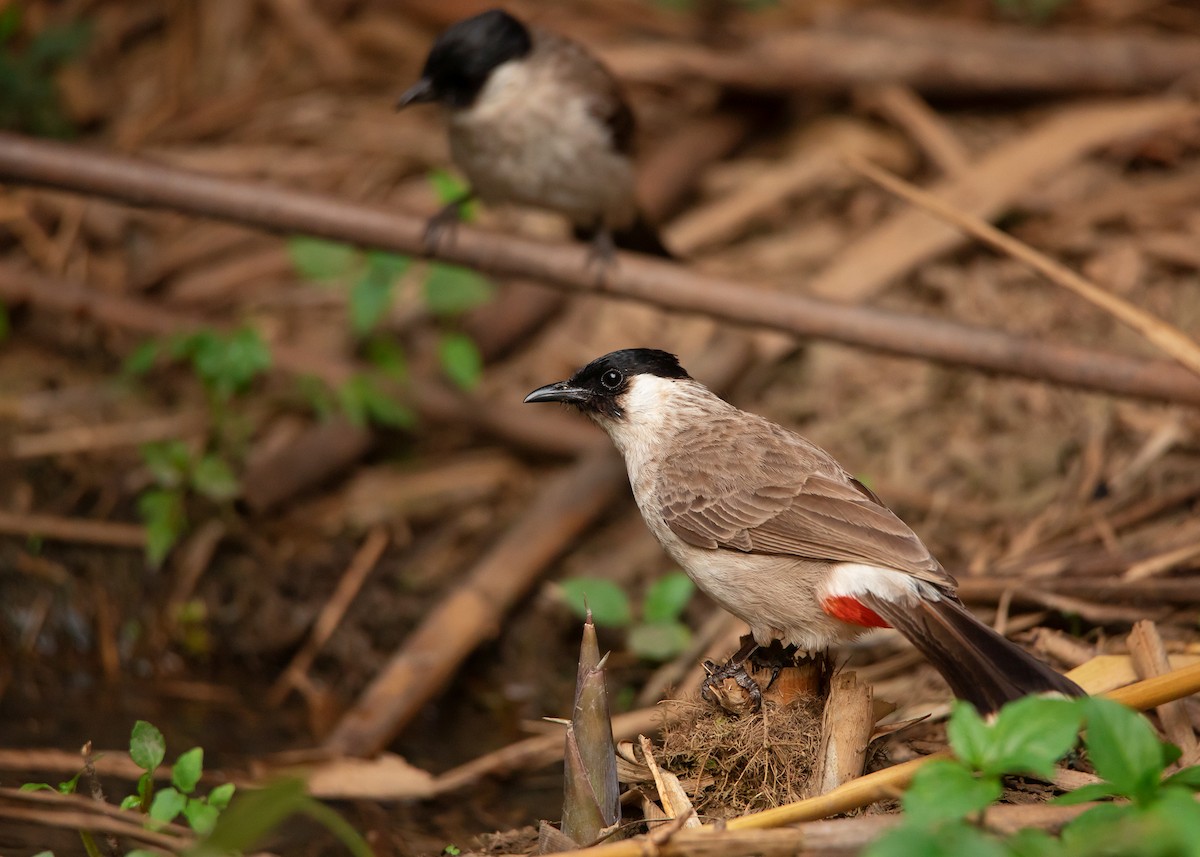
(525, 349), (1084, 713)
(396, 9), (672, 258)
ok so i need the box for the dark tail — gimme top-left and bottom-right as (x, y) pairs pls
(576, 213), (675, 259)
(862, 594), (1084, 713)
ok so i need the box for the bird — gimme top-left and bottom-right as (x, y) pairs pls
(396, 8), (673, 260)
(524, 348), (1084, 713)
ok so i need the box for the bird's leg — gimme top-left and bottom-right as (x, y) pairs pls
(573, 222), (617, 286)
(701, 634), (764, 711)
(749, 640), (801, 693)
(423, 190), (476, 255)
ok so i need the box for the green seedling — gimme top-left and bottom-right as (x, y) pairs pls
(559, 571), (696, 661)
(865, 695), (1200, 857)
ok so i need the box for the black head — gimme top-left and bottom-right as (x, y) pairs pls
(523, 349), (691, 419)
(397, 9), (533, 110)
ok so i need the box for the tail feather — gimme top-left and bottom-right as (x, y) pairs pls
(862, 593), (1084, 713)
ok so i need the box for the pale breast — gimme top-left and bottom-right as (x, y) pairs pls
(446, 39), (637, 230)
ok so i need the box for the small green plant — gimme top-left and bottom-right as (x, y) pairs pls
(127, 327), (272, 410)
(125, 327), (270, 564)
(0, 6), (91, 137)
(865, 696), (1200, 857)
(23, 720), (373, 856)
(286, 170), (493, 397)
(559, 571), (695, 661)
(136, 440), (239, 567)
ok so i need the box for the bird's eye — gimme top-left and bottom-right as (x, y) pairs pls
(600, 369), (623, 390)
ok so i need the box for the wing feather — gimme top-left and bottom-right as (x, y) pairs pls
(657, 418), (954, 588)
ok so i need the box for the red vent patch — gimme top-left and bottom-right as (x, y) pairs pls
(821, 595), (891, 629)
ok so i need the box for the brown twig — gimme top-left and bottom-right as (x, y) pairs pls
(848, 155), (1200, 378)
(532, 662), (1200, 857)
(268, 526), (389, 706)
(1128, 621), (1199, 764)
(8, 412), (208, 459)
(0, 786), (190, 850)
(321, 447), (625, 756)
(604, 12), (1200, 96)
(0, 510), (145, 548)
(811, 97), (1197, 301)
(0, 265), (596, 457)
(3, 134), (1200, 405)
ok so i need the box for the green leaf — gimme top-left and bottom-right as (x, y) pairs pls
(437, 332), (483, 390)
(349, 257), (398, 335)
(1052, 781), (1121, 805)
(1082, 697), (1167, 804)
(427, 169), (476, 220)
(129, 720), (166, 771)
(57, 771), (82, 794)
(628, 621), (691, 661)
(137, 488), (187, 567)
(337, 375), (414, 429)
(125, 851), (159, 857)
(365, 336), (408, 382)
(1004, 828), (1059, 857)
(364, 250), (411, 281)
(190, 455), (240, 503)
(208, 782), (236, 809)
(119, 794), (141, 810)
(196, 777), (309, 855)
(981, 696), (1082, 778)
(288, 236), (357, 281)
(27, 21), (91, 68)
(297, 796), (375, 857)
(20, 783), (54, 792)
(423, 264), (493, 316)
(1163, 766), (1200, 791)
(189, 328), (271, 399)
(183, 797), (221, 835)
(30, 852), (55, 857)
(136, 771), (153, 807)
(297, 375), (337, 421)
(149, 787), (187, 825)
(171, 747), (203, 794)
(558, 578), (632, 627)
(123, 340), (160, 376)
(140, 441), (192, 489)
(901, 759), (1002, 826)
(864, 820), (1006, 857)
(1059, 802), (1133, 854)
(642, 571), (694, 622)
(946, 700), (992, 770)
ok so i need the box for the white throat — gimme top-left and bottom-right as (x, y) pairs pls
(592, 375), (719, 477)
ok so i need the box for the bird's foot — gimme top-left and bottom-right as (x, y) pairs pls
(422, 193), (473, 255)
(701, 657), (764, 714)
(747, 640), (799, 693)
(583, 228), (617, 287)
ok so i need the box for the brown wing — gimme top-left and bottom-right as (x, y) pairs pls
(657, 418), (954, 588)
(536, 28), (636, 154)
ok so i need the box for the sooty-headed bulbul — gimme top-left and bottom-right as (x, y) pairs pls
(525, 348), (1084, 713)
(397, 9), (672, 259)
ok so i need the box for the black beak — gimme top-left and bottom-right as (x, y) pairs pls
(524, 381), (589, 405)
(396, 77), (437, 110)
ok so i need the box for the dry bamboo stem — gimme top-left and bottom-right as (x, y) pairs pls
(3, 133), (1200, 404)
(534, 661), (1200, 857)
